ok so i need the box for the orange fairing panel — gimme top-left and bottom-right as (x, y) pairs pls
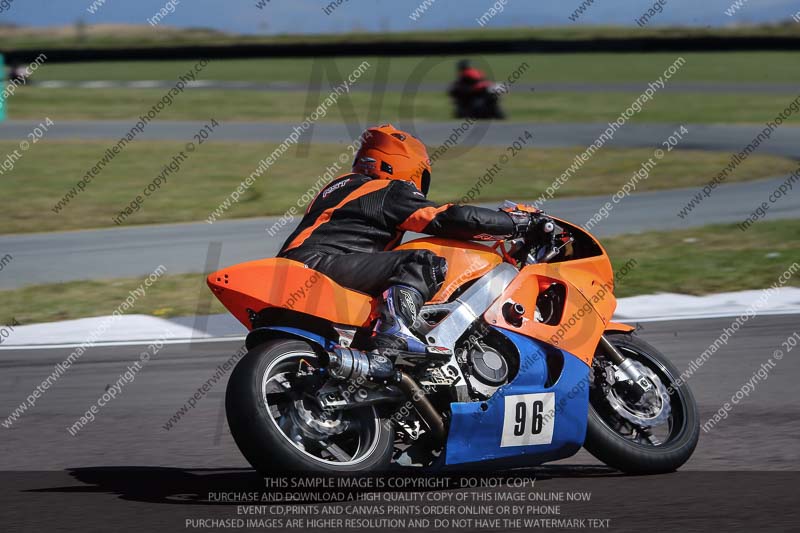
(207, 258), (375, 329)
(606, 322), (635, 333)
(396, 237), (502, 303)
(483, 258), (618, 366)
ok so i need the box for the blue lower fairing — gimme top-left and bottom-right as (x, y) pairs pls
(445, 328), (590, 467)
(246, 326), (336, 351)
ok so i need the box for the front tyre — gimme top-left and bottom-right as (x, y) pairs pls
(226, 339), (394, 473)
(584, 333), (699, 474)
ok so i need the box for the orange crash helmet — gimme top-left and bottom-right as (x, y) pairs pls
(352, 124), (432, 195)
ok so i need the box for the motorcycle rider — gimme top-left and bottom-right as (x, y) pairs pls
(278, 124), (538, 353)
(449, 59), (504, 119)
(452, 59), (489, 91)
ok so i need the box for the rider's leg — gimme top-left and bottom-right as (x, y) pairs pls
(284, 249), (447, 352)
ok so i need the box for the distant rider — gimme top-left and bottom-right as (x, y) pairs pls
(449, 59), (504, 119)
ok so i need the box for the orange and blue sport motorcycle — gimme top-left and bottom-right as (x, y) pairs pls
(209, 202), (699, 473)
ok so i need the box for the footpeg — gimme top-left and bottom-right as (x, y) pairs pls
(426, 345), (453, 356)
(425, 345), (454, 361)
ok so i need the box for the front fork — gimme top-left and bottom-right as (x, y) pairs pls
(598, 335), (653, 401)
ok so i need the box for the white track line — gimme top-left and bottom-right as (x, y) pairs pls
(79, 81), (116, 89)
(127, 80), (162, 88)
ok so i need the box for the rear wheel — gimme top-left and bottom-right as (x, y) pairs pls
(584, 333), (699, 474)
(226, 339), (394, 473)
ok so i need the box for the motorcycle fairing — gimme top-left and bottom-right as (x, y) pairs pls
(208, 258), (376, 329)
(395, 238), (502, 304)
(606, 321), (635, 334)
(445, 328), (589, 466)
(484, 260), (615, 366)
(208, 240), (503, 331)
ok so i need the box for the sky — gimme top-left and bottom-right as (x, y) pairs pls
(0, 0), (798, 35)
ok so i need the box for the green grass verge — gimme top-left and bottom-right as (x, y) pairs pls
(29, 52), (800, 83)
(3, 219), (798, 325)
(3, 140), (795, 234)
(607, 220), (800, 297)
(0, 272), (227, 325)
(7, 88), (800, 124)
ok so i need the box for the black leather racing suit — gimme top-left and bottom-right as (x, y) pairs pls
(278, 173), (517, 301)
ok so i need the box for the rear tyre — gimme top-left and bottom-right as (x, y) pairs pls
(584, 333), (699, 474)
(226, 339), (394, 473)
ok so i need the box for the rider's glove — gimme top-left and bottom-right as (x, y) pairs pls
(506, 210), (534, 239)
(506, 209), (557, 244)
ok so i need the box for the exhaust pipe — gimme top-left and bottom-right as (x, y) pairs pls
(325, 349), (446, 443)
(326, 347), (395, 383)
(397, 372), (446, 444)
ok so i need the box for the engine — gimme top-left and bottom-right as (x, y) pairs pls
(455, 332), (516, 400)
(465, 342), (510, 398)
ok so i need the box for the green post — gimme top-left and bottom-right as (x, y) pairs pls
(0, 53), (5, 121)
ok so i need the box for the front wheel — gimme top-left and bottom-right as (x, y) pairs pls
(584, 333), (699, 474)
(225, 339), (394, 473)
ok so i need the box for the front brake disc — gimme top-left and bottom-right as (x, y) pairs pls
(605, 360), (671, 428)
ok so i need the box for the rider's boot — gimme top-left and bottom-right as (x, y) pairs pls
(372, 285), (427, 354)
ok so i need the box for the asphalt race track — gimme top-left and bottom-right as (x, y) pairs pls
(3, 315), (796, 470)
(1, 314), (798, 530)
(1, 120), (798, 288)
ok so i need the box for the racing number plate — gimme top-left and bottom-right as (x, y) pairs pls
(500, 393), (555, 447)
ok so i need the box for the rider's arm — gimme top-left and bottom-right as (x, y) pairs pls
(384, 180), (528, 241)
